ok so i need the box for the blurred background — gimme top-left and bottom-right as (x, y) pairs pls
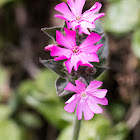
(0, 0), (140, 140)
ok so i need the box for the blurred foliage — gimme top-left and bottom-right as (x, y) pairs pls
(16, 70), (74, 129)
(0, 0), (13, 8)
(0, 104), (24, 140)
(132, 29), (140, 59)
(0, 120), (24, 140)
(57, 115), (129, 140)
(103, 0), (140, 35)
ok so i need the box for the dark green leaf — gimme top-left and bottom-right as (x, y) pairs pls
(41, 26), (62, 42)
(55, 77), (73, 96)
(90, 19), (108, 68)
(39, 58), (68, 78)
(96, 33), (108, 67)
(90, 19), (104, 35)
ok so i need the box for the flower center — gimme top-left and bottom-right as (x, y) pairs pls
(72, 46), (79, 53)
(81, 92), (88, 99)
(76, 15), (81, 21)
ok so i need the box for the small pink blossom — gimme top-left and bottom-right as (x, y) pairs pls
(44, 44), (54, 51)
(64, 80), (108, 120)
(54, 1), (105, 34)
(50, 28), (102, 73)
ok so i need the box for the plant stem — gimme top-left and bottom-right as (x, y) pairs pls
(72, 113), (81, 140)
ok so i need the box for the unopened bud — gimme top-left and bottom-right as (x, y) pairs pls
(85, 67), (96, 75)
(44, 44), (54, 51)
(78, 77), (87, 86)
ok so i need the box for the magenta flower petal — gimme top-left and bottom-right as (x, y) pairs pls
(88, 2), (102, 12)
(51, 46), (71, 58)
(83, 3), (104, 22)
(64, 82), (80, 93)
(65, 55), (81, 73)
(67, 0), (77, 15)
(64, 96), (80, 113)
(44, 44), (54, 51)
(79, 26), (91, 35)
(86, 81), (103, 92)
(67, 21), (79, 30)
(87, 96), (103, 114)
(54, 14), (67, 20)
(54, 56), (68, 61)
(56, 30), (72, 49)
(64, 59), (73, 73)
(79, 44), (102, 54)
(79, 32), (101, 49)
(83, 13), (105, 23)
(76, 99), (83, 120)
(82, 99), (94, 120)
(94, 97), (108, 105)
(65, 94), (76, 104)
(54, 2), (74, 21)
(64, 28), (77, 48)
(70, 54), (81, 71)
(88, 89), (108, 98)
(77, 53), (94, 67)
(75, 0), (85, 15)
(75, 80), (86, 92)
(80, 52), (99, 62)
(80, 21), (96, 29)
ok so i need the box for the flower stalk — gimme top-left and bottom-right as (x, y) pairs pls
(72, 113), (81, 140)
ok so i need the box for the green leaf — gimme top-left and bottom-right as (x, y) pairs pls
(108, 122), (129, 140)
(90, 19), (104, 35)
(39, 58), (68, 78)
(24, 96), (73, 130)
(0, 120), (23, 140)
(41, 26), (62, 42)
(0, 0), (13, 8)
(92, 33), (108, 68)
(0, 105), (12, 121)
(0, 67), (7, 91)
(34, 70), (58, 97)
(55, 77), (72, 96)
(103, 0), (140, 34)
(17, 70), (73, 129)
(90, 19), (108, 79)
(109, 103), (126, 122)
(17, 112), (42, 128)
(132, 29), (140, 59)
(18, 70), (58, 100)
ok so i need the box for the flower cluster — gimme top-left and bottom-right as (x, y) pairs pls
(44, 0), (108, 120)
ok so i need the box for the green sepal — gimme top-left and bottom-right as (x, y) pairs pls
(41, 26), (62, 42)
(39, 58), (68, 78)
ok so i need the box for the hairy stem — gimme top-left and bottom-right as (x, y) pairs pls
(72, 113), (81, 140)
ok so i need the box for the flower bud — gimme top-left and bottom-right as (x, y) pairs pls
(44, 44), (54, 51)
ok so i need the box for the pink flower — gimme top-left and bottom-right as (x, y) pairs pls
(64, 80), (108, 120)
(50, 28), (102, 73)
(54, 1), (105, 34)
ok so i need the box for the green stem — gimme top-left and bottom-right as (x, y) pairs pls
(72, 113), (81, 140)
